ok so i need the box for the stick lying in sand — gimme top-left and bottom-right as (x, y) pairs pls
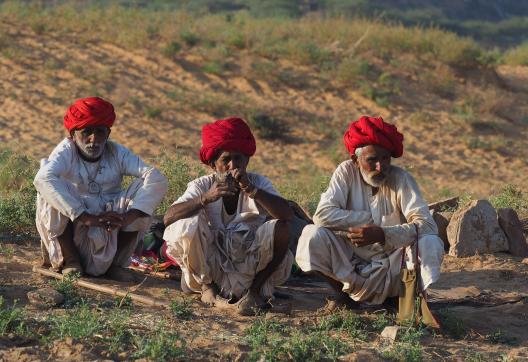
(127, 266), (179, 280)
(33, 266), (169, 308)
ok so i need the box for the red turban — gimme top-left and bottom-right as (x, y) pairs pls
(63, 97), (116, 132)
(199, 117), (256, 165)
(343, 116), (404, 158)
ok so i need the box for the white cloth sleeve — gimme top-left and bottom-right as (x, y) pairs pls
(119, 146), (168, 215)
(382, 172), (438, 250)
(33, 141), (86, 221)
(313, 164), (372, 230)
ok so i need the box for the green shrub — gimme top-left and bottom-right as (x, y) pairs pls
(180, 30), (200, 47)
(503, 42), (528, 65)
(248, 113), (289, 140)
(490, 184), (528, 215)
(162, 40), (182, 58)
(0, 150), (38, 233)
(156, 154), (205, 214)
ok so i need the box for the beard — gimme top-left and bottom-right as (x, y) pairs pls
(76, 141), (106, 160)
(360, 166), (392, 187)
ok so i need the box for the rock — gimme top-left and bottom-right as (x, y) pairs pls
(447, 199), (508, 257)
(428, 197), (459, 212)
(497, 208), (528, 257)
(380, 326), (402, 344)
(27, 287), (64, 308)
(431, 210), (452, 252)
(522, 258), (528, 265)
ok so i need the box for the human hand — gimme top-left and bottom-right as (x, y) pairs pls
(202, 181), (237, 204)
(347, 224), (385, 247)
(121, 209), (147, 227)
(231, 168), (250, 189)
(77, 212), (123, 232)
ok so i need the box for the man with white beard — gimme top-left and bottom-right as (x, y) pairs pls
(34, 97), (168, 281)
(296, 116), (444, 310)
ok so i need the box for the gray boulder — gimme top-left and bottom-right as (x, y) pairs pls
(497, 208), (528, 257)
(447, 200), (508, 257)
(431, 210), (452, 252)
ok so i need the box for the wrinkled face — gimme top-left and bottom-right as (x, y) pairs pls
(71, 126), (110, 160)
(354, 144), (392, 187)
(212, 150), (249, 173)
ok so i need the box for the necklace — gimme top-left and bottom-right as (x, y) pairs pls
(80, 158), (102, 194)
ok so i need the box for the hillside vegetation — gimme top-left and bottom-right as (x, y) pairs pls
(0, 1), (527, 209)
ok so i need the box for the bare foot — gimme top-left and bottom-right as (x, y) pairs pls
(319, 293), (361, 314)
(201, 283), (218, 306)
(105, 265), (136, 282)
(62, 262), (82, 276)
(237, 290), (268, 316)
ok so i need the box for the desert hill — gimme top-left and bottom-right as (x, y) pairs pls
(1, 5), (527, 205)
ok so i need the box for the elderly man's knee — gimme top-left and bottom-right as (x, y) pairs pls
(298, 224), (331, 250)
(163, 212), (205, 242)
(418, 234), (444, 262)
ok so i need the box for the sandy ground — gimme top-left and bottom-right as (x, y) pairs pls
(0, 237), (527, 361)
(0, 20), (527, 201)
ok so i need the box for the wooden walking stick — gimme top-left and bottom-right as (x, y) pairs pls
(33, 266), (170, 308)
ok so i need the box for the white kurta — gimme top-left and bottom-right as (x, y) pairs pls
(296, 160), (444, 304)
(34, 138), (168, 276)
(163, 173), (293, 299)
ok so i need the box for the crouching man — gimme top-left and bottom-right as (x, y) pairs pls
(34, 97), (168, 281)
(163, 117), (293, 315)
(296, 116), (444, 309)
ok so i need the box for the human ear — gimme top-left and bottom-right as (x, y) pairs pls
(351, 154), (359, 166)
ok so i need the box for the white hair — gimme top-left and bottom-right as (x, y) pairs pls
(354, 146), (364, 158)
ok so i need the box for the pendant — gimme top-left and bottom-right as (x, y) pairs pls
(88, 181), (101, 194)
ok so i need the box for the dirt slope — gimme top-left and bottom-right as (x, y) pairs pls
(1, 20), (527, 200)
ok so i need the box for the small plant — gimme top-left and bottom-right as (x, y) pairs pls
(372, 312), (393, 332)
(170, 297), (193, 320)
(133, 325), (186, 361)
(317, 309), (368, 341)
(49, 272), (81, 308)
(202, 60), (225, 75)
(0, 297), (25, 335)
(486, 329), (517, 345)
(380, 325), (424, 362)
(47, 303), (104, 339)
(114, 295), (133, 308)
(106, 309), (133, 353)
(0, 243), (14, 259)
(144, 106), (162, 119)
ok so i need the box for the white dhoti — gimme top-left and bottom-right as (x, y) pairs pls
(36, 179), (151, 276)
(296, 224), (444, 304)
(164, 210), (293, 299)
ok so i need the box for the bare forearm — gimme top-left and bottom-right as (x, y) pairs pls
(163, 197), (202, 226)
(253, 190), (293, 221)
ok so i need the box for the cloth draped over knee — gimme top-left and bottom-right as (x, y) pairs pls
(163, 173), (293, 299)
(34, 138), (168, 276)
(295, 160), (444, 304)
